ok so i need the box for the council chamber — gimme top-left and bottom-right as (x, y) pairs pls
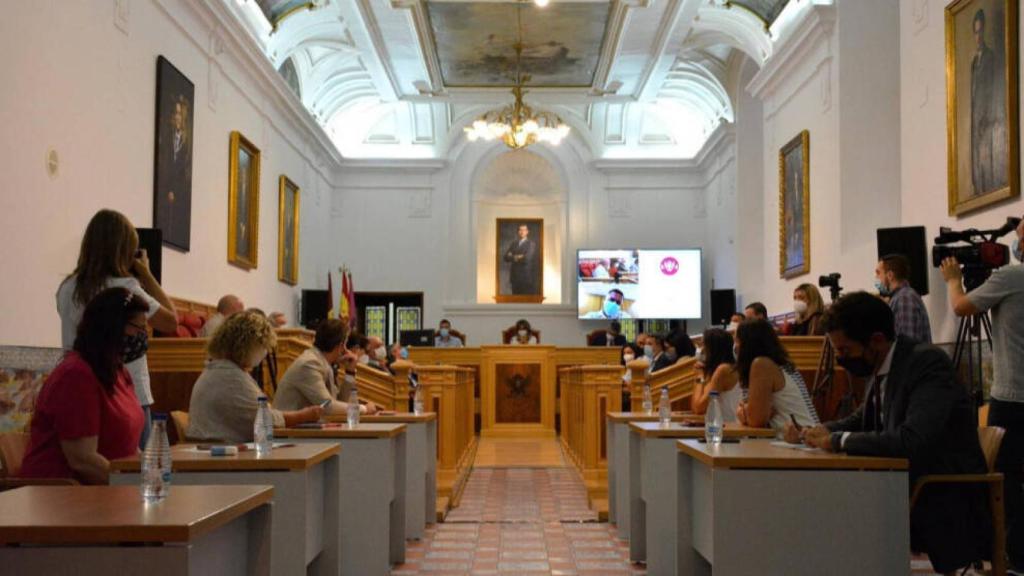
(2, 0), (1024, 575)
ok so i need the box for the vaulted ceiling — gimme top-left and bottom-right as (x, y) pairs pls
(229, 0), (794, 160)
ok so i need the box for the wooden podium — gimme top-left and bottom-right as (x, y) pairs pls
(480, 345), (557, 437)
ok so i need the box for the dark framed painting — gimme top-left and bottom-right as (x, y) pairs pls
(153, 56), (194, 251)
(278, 175), (300, 285)
(228, 131), (261, 270)
(496, 218), (543, 303)
(946, 0), (1019, 216)
(779, 130), (810, 279)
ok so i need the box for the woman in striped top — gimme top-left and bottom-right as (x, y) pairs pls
(734, 319), (819, 432)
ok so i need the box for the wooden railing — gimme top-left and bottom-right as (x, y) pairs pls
(416, 365), (476, 502)
(353, 364), (410, 410)
(628, 357), (699, 412)
(559, 365), (623, 502)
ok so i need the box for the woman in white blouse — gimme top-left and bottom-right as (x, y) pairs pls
(187, 311), (321, 443)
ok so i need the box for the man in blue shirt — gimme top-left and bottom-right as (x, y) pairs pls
(434, 319), (464, 348)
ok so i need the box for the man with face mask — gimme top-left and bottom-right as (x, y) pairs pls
(582, 288), (631, 320)
(875, 254), (931, 343)
(434, 319), (464, 348)
(366, 336), (390, 372)
(590, 320), (627, 347)
(786, 292), (989, 575)
(941, 215), (1024, 569)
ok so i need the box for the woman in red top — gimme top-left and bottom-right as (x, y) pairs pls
(22, 287), (147, 484)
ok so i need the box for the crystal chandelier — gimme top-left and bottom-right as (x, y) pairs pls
(463, 3), (570, 149)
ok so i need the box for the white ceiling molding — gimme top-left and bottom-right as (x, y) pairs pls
(631, 0), (701, 102)
(658, 59), (734, 124)
(749, 2), (835, 102)
(688, 3), (773, 65)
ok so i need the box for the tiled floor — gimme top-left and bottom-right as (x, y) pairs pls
(392, 438), (643, 575)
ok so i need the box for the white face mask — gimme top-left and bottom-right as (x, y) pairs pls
(793, 300), (809, 314)
(358, 354), (370, 364)
(374, 347), (387, 360)
(518, 329), (528, 338)
(623, 354), (635, 363)
(727, 322), (739, 331)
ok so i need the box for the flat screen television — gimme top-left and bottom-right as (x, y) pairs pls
(577, 249), (702, 320)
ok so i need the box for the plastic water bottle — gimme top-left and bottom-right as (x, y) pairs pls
(642, 383), (653, 415)
(705, 391), (724, 445)
(413, 386), (424, 416)
(254, 396), (273, 456)
(658, 387), (671, 426)
(141, 414), (172, 502)
(347, 389), (360, 428)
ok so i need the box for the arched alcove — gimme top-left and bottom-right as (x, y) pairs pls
(473, 149), (568, 304)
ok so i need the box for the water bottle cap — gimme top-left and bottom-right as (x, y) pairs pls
(709, 391), (719, 396)
(151, 413), (169, 421)
(257, 396), (268, 401)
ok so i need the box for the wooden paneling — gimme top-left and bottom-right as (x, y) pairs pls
(558, 365), (623, 503)
(480, 346), (557, 437)
(416, 365), (476, 502)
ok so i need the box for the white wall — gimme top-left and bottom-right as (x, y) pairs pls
(331, 131), (723, 346)
(735, 1), (901, 320)
(900, 0), (1024, 343)
(0, 0), (337, 347)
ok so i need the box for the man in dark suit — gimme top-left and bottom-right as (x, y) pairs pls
(649, 334), (675, 373)
(155, 94), (193, 249)
(667, 319), (696, 359)
(590, 321), (627, 347)
(504, 224), (537, 294)
(788, 292), (989, 574)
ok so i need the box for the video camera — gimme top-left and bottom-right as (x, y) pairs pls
(932, 216), (1021, 290)
(818, 273), (842, 301)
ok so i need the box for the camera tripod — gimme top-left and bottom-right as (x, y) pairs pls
(952, 311), (993, 419)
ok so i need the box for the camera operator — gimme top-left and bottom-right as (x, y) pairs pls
(876, 254), (932, 343)
(940, 216), (1024, 569)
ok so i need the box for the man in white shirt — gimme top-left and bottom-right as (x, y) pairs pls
(200, 294), (245, 337)
(434, 319), (464, 347)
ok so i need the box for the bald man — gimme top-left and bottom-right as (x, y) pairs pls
(200, 294), (245, 337)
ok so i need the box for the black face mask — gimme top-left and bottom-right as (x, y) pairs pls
(123, 331), (149, 363)
(837, 354), (875, 378)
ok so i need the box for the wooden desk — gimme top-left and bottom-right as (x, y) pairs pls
(604, 412), (703, 537)
(275, 423), (407, 575)
(330, 412), (438, 539)
(111, 443), (338, 576)
(628, 423), (775, 573)
(676, 439), (909, 575)
(0, 485), (272, 576)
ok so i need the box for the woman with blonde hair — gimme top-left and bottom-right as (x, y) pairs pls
(186, 311), (321, 443)
(57, 209), (177, 449)
(791, 283), (826, 336)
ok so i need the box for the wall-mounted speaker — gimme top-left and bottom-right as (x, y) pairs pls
(135, 228), (162, 284)
(710, 289), (737, 327)
(877, 226), (929, 296)
(301, 289), (330, 329)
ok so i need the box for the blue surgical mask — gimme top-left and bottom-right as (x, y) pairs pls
(1014, 237), (1023, 263)
(603, 300), (621, 318)
(439, 328), (450, 338)
(399, 347), (409, 360)
(874, 279), (890, 296)
(643, 344), (653, 357)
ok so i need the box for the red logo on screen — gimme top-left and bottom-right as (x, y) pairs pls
(660, 257), (679, 276)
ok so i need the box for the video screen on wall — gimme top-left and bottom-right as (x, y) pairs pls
(577, 249), (702, 320)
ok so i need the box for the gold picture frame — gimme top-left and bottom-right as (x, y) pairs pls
(278, 175), (300, 285)
(228, 131), (260, 270)
(495, 218), (544, 304)
(779, 130), (810, 279)
(945, 0), (1019, 216)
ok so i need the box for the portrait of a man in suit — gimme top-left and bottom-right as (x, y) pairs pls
(153, 57), (194, 251)
(496, 219), (543, 302)
(969, 7), (1007, 198)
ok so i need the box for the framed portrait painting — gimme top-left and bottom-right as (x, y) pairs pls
(228, 131), (261, 270)
(278, 175), (300, 285)
(779, 130), (810, 279)
(496, 218), (543, 303)
(153, 56), (194, 251)
(946, 0), (1019, 216)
